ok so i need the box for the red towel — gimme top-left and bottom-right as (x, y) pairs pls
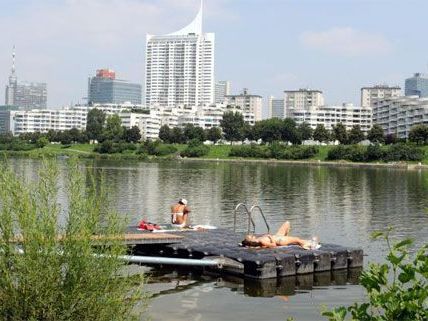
(138, 220), (161, 231)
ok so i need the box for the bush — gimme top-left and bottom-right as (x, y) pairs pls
(327, 145), (367, 162)
(181, 144), (210, 158)
(229, 145), (269, 158)
(366, 144), (383, 161)
(383, 144), (424, 162)
(0, 158), (146, 321)
(327, 145), (351, 161)
(322, 230), (428, 321)
(285, 146), (319, 160)
(152, 144), (178, 156)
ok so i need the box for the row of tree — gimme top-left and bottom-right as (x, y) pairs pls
(16, 110), (142, 146)
(217, 111), (428, 145)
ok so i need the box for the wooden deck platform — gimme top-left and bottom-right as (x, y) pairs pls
(127, 228), (363, 280)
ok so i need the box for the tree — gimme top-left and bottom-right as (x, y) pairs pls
(220, 111), (245, 143)
(385, 133), (397, 145)
(281, 118), (301, 145)
(332, 123), (349, 144)
(159, 125), (171, 143)
(348, 125), (365, 144)
(68, 128), (81, 143)
(206, 127), (222, 143)
(253, 118), (283, 143)
(103, 114), (124, 141)
(170, 127), (185, 144)
(409, 124), (428, 145)
(0, 159), (146, 320)
(86, 108), (106, 141)
(35, 137), (49, 148)
(367, 124), (385, 144)
(183, 124), (205, 143)
(123, 126), (141, 143)
(58, 131), (72, 145)
(241, 123), (255, 141)
(46, 130), (59, 143)
(313, 124), (331, 143)
(297, 122), (313, 141)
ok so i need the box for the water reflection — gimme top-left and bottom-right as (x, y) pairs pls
(5, 158), (428, 321)
(145, 266), (362, 298)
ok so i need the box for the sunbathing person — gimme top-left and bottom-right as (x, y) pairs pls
(242, 221), (319, 250)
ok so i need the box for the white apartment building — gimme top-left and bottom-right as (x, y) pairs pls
(215, 80), (231, 104)
(225, 88), (263, 121)
(158, 104), (255, 129)
(268, 96), (285, 119)
(373, 96), (428, 139)
(291, 103), (372, 133)
(8, 103), (160, 140)
(145, 1), (215, 108)
(361, 85), (401, 108)
(120, 112), (161, 140)
(284, 89), (324, 116)
(11, 108), (87, 134)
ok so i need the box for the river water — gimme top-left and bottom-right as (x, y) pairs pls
(10, 158), (428, 321)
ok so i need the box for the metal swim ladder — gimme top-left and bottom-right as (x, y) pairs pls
(233, 203), (270, 234)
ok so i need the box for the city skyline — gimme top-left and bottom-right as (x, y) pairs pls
(1, 0), (428, 109)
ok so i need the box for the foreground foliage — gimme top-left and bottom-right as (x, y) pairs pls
(0, 158), (146, 321)
(322, 230), (428, 321)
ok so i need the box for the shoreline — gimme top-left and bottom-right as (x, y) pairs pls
(177, 156), (428, 170)
(3, 149), (428, 171)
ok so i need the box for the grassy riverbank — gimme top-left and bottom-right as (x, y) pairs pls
(3, 143), (428, 166)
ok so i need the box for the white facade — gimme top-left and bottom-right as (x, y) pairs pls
(11, 108), (87, 135)
(156, 103), (255, 129)
(284, 89), (324, 116)
(361, 85), (401, 108)
(373, 96), (428, 139)
(291, 103), (372, 133)
(145, 1), (215, 108)
(8, 102), (255, 139)
(215, 80), (231, 104)
(9, 103), (160, 140)
(268, 96), (285, 119)
(225, 88), (263, 121)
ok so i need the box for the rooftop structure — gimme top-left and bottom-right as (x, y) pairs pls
(88, 69), (142, 105)
(360, 85), (401, 107)
(145, 0), (215, 108)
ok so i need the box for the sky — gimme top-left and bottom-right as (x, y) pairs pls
(1, 0), (428, 112)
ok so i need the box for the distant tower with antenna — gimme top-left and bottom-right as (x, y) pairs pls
(5, 45), (17, 105)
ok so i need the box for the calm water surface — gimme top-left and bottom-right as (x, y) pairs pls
(11, 158), (428, 321)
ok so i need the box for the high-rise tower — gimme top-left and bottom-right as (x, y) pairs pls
(4, 46), (47, 109)
(145, 0), (215, 108)
(5, 46), (17, 106)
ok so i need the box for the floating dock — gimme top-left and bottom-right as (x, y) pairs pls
(127, 228), (363, 280)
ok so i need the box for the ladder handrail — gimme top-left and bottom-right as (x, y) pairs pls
(233, 203), (255, 233)
(249, 205), (270, 234)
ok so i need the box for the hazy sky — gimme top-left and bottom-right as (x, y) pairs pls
(1, 0), (428, 110)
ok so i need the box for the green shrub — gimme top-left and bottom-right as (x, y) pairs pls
(322, 230), (428, 321)
(0, 158), (146, 321)
(366, 144), (383, 161)
(327, 145), (351, 161)
(229, 145), (269, 158)
(153, 144), (178, 156)
(181, 144), (210, 157)
(286, 146), (319, 160)
(383, 144), (424, 162)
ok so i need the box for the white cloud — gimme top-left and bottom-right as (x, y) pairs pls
(299, 27), (392, 57)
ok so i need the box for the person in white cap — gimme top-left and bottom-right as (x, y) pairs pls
(171, 198), (191, 227)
